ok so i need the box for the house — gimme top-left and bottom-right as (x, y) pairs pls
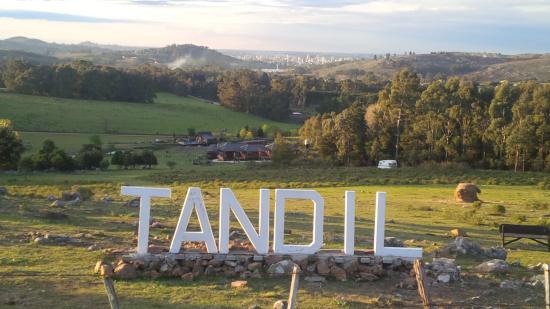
(206, 144), (218, 160)
(196, 132), (217, 145)
(215, 142), (271, 161)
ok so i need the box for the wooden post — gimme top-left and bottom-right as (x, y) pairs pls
(414, 259), (433, 309)
(544, 264), (549, 309)
(103, 277), (121, 309)
(287, 265), (301, 309)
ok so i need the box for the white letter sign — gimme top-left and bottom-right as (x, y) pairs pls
(121, 186), (171, 255)
(374, 192), (422, 259)
(344, 191), (355, 255)
(218, 188), (270, 254)
(273, 189), (324, 254)
(169, 187), (218, 253)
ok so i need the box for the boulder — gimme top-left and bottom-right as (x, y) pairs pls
(440, 237), (507, 260)
(114, 263), (137, 279)
(500, 280), (521, 289)
(247, 262), (262, 272)
(475, 259), (508, 273)
(430, 258), (460, 282)
(316, 259), (331, 275)
(342, 259), (359, 273)
(273, 300), (288, 309)
(181, 272), (194, 281)
(267, 260), (297, 275)
(126, 198), (140, 207)
(0, 187), (7, 196)
(50, 200), (65, 208)
(454, 183), (481, 203)
(150, 222), (164, 228)
(357, 273), (380, 282)
(330, 265), (347, 281)
(61, 191), (81, 201)
(384, 237), (404, 247)
(100, 264), (114, 277)
(231, 280), (248, 288)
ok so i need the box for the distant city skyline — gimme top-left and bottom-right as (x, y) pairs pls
(1, 0), (550, 54)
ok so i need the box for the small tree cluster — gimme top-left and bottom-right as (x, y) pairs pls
(111, 150), (158, 169)
(18, 140), (76, 172)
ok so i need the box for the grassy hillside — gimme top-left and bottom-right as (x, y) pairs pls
(0, 92), (298, 134)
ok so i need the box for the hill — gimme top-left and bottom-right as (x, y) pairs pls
(311, 52), (550, 82)
(0, 50), (59, 65)
(0, 36), (270, 69)
(0, 92), (297, 134)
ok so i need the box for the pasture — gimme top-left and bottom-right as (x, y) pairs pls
(0, 92), (298, 134)
(1, 165), (550, 308)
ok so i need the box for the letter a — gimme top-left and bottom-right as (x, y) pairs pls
(169, 187), (218, 253)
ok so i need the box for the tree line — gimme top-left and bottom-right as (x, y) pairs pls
(300, 70), (550, 171)
(1, 60), (156, 102)
(1, 59), (386, 120)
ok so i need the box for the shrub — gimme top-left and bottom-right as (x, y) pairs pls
(512, 214), (527, 223)
(71, 186), (93, 201)
(491, 204), (506, 215)
(0, 119), (24, 170)
(77, 144), (103, 170)
(18, 156), (35, 172)
(99, 158), (110, 171)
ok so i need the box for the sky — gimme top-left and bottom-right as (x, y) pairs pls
(0, 0), (549, 54)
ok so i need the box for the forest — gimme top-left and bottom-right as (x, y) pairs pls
(300, 70), (550, 171)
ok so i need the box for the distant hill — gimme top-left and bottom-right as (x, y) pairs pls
(311, 52), (550, 82)
(0, 50), (59, 65)
(0, 36), (270, 69)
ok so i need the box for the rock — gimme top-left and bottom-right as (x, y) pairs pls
(50, 200), (65, 208)
(126, 198), (140, 207)
(235, 265), (246, 273)
(264, 255), (283, 266)
(500, 280), (521, 289)
(100, 264), (114, 277)
(342, 259), (359, 273)
(330, 265), (347, 281)
(441, 237), (507, 260)
(66, 198), (81, 206)
(398, 277), (417, 289)
(247, 262), (262, 272)
(204, 265), (217, 276)
(527, 275), (545, 288)
(46, 195), (57, 201)
(273, 300), (288, 309)
(150, 222), (163, 228)
(231, 280), (248, 288)
(229, 230), (246, 239)
(114, 263), (137, 279)
(304, 275), (326, 283)
(475, 259), (508, 273)
(61, 191), (81, 201)
(437, 274), (451, 283)
(33, 237), (46, 244)
(71, 186), (93, 201)
(430, 258), (460, 282)
(0, 187), (7, 195)
(484, 246), (507, 260)
(181, 272), (194, 281)
(316, 259), (331, 275)
(267, 260), (297, 275)
(455, 183), (481, 203)
(450, 228), (467, 237)
(87, 244), (100, 251)
(101, 196), (113, 205)
(384, 237), (404, 247)
(225, 261), (237, 267)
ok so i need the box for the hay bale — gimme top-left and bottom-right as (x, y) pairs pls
(454, 183), (481, 203)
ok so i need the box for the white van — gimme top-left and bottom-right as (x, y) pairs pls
(378, 160), (397, 169)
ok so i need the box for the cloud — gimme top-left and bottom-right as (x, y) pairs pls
(0, 9), (131, 23)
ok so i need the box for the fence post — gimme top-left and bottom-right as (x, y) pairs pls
(102, 277), (121, 309)
(414, 259), (433, 309)
(544, 264), (549, 309)
(287, 265), (301, 309)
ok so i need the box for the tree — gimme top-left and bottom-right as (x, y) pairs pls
(77, 144), (103, 170)
(271, 133), (295, 166)
(139, 150), (158, 169)
(0, 119), (24, 170)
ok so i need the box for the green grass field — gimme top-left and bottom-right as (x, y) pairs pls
(0, 92), (298, 134)
(1, 169), (549, 307)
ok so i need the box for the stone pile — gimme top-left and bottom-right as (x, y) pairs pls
(438, 237), (507, 260)
(95, 252), (416, 282)
(427, 258), (460, 283)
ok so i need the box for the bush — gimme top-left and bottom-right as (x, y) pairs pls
(99, 158), (110, 171)
(460, 209), (485, 225)
(0, 119), (24, 170)
(18, 156), (35, 172)
(76, 144), (103, 170)
(529, 201), (549, 210)
(491, 204), (506, 215)
(71, 186), (93, 201)
(512, 214), (527, 223)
